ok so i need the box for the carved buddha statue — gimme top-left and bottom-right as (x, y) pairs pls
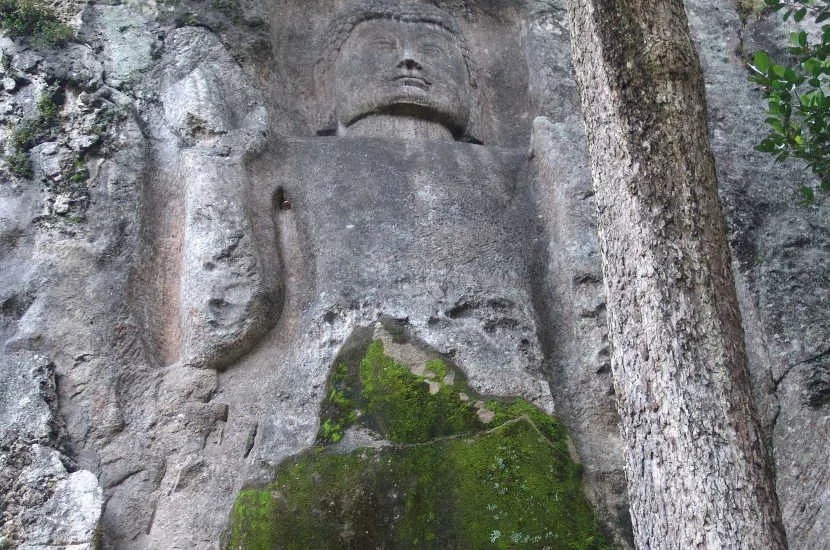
(173, 0), (553, 461)
(249, 0), (551, 418)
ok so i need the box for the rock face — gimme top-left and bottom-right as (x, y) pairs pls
(0, 1), (826, 549)
(1, 354), (103, 549)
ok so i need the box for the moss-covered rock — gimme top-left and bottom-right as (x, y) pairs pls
(226, 326), (610, 549)
(0, 0), (73, 47)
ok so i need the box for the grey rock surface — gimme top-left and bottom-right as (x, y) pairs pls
(1, 354), (102, 549)
(18, 468), (102, 550)
(248, 137), (550, 403)
(0, 0), (827, 549)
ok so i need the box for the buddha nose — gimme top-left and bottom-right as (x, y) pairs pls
(397, 57), (423, 71)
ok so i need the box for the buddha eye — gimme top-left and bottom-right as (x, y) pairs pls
(370, 38), (396, 50)
(420, 44), (444, 56)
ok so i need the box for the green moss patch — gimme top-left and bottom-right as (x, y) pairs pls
(227, 490), (278, 549)
(355, 339), (483, 444)
(227, 328), (609, 549)
(0, 0), (73, 47)
(315, 336), (486, 445)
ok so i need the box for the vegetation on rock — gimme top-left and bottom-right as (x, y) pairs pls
(749, 0), (830, 202)
(4, 90), (63, 178)
(0, 0), (72, 46)
(226, 333), (609, 549)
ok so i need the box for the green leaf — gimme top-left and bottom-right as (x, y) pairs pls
(753, 51), (770, 73)
(748, 0), (830, 201)
(766, 118), (786, 133)
(802, 90), (826, 108)
(800, 186), (816, 203)
(755, 140), (778, 153)
(803, 57), (821, 75)
(790, 31), (808, 48)
(772, 64), (787, 78)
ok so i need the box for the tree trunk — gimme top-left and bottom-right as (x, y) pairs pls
(563, 1), (788, 547)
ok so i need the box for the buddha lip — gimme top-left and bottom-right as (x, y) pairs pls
(392, 75), (430, 89)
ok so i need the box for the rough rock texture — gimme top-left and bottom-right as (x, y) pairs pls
(0, 0), (827, 549)
(0, 353), (103, 548)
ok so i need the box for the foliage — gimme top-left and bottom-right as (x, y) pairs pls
(6, 149), (31, 177)
(749, 0), (830, 203)
(0, 0), (72, 47)
(4, 90), (62, 179)
(226, 338), (610, 549)
(738, 0), (770, 20)
(314, 362), (357, 444)
(11, 94), (60, 148)
(69, 162), (89, 183)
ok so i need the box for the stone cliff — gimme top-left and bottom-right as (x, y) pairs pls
(0, 1), (826, 549)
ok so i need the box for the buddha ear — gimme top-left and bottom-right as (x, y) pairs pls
(316, 112), (338, 136)
(460, 90), (483, 144)
(313, 55), (337, 136)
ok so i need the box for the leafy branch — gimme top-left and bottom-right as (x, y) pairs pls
(749, 0), (830, 203)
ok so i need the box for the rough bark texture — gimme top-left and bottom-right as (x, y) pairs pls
(565, 1), (788, 548)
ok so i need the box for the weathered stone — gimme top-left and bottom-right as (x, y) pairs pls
(30, 142), (62, 180)
(9, 49), (42, 74)
(18, 469), (102, 550)
(0, 0), (827, 548)
(0, 354), (55, 445)
(0, 353), (103, 549)
(0, 25), (145, 546)
(40, 42), (104, 90)
(94, 6), (158, 89)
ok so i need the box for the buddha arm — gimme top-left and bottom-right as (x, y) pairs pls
(160, 31), (282, 370)
(178, 146), (283, 370)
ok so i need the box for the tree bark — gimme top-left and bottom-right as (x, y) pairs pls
(564, 1), (788, 548)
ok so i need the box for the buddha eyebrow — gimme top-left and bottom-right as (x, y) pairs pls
(420, 29), (455, 41)
(367, 33), (396, 42)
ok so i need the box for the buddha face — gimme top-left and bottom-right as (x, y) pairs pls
(333, 18), (472, 138)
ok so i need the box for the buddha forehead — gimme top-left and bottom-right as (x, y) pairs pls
(331, 1), (463, 36)
(344, 18), (457, 47)
(322, 1), (472, 75)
